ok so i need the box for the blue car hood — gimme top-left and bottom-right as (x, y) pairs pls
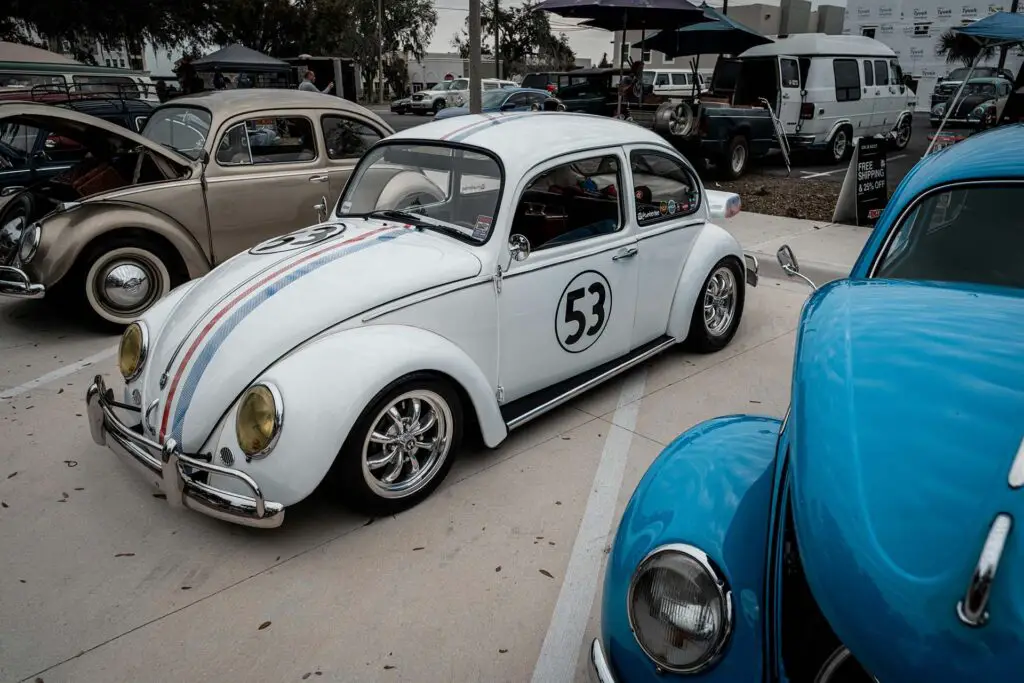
(789, 279), (1024, 681)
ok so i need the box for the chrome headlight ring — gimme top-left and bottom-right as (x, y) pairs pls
(18, 222), (41, 264)
(627, 543), (734, 674)
(235, 382), (285, 460)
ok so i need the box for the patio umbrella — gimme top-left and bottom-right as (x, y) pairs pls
(927, 11), (1024, 154)
(631, 3), (772, 58)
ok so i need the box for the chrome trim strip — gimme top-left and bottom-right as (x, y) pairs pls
(360, 276), (490, 322)
(589, 639), (619, 683)
(956, 512), (1013, 627)
(626, 542), (734, 674)
(506, 337), (675, 430)
(1009, 436), (1024, 489)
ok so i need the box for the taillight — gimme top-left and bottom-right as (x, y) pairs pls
(800, 103), (814, 119)
(547, 83), (556, 93)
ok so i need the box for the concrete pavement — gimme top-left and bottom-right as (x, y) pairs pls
(0, 212), (870, 682)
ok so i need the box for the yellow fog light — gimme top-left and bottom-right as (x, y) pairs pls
(118, 322), (147, 381)
(235, 383), (283, 458)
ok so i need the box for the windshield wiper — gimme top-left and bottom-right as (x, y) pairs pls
(365, 210), (468, 239)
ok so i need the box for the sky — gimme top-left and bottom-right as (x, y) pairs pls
(429, 0), (849, 63)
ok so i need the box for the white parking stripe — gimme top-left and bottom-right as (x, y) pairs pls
(531, 369), (648, 683)
(0, 346), (116, 400)
(800, 153), (907, 180)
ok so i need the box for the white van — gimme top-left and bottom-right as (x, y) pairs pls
(643, 69), (708, 97)
(728, 34), (916, 162)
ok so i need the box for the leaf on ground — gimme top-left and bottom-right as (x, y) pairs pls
(58, 388), (64, 394)
(63, 460), (78, 468)
(383, 665), (396, 670)
(258, 621), (272, 630)
(114, 553), (135, 558)
(74, 487), (84, 491)
(539, 569), (554, 579)
(412, 546), (425, 551)
(1, 501), (7, 508)
(181, 586), (192, 590)
(555, 500), (562, 505)
(498, 648), (508, 654)
(6, 472), (16, 479)
(303, 674), (311, 680)
(495, 565), (501, 572)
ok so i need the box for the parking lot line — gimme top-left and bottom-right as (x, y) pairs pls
(800, 154), (907, 180)
(0, 345), (116, 400)
(531, 369), (648, 683)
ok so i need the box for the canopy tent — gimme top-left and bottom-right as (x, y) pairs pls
(927, 12), (1024, 153)
(0, 41), (81, 65)
(191, 44), (291, 73)
(632, 3), (772, 58)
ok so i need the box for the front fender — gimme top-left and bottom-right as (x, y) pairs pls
(199, 324), (507, 507)
(666, 222), (745, 341)
(601, 414), (780, 682)
(33, 201), (210, 286)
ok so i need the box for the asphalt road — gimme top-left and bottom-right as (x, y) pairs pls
(377, 110), (937, 192)
(0, 216), (872, 682)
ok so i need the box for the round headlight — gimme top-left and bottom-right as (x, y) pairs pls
(628, 544), (733, 674)
(118, 322), (147, 381)
(932, 103), (946, 116)
(18, 223), (40, 264)
(235, 383), (283, 458)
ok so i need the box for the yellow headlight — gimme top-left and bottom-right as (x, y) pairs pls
(235, 384), (282, 457)
(118, 322), (146, 381)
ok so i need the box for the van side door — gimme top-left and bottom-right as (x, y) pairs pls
(777, 56), (803, 133)
(861, 57), (883, 134)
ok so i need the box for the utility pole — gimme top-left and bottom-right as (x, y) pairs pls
(494, 0), (501, 80)
(469, 0), (483, 113)
(998, 0), (1020, 71)
(722, 0), (728, 15)
(377, 0), (385, 103)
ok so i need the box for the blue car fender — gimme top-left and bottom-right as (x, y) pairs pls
(601, 414), (781, 681)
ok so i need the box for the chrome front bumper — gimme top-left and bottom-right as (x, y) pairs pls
(0, 265), (45, 298)
(86, 374), (285, 528)
(590, 639), (618, 683)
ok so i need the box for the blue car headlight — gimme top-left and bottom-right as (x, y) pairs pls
(628, 544), (733, 674)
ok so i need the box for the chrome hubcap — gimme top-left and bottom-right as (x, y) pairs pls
(703, 266), (737, 337)
(731, 145), (746, 173)
(897, 121), (911, 145)
(101, 261), (152, 310)
(834, 132), (847, 159)
(362, 390), (453, 499)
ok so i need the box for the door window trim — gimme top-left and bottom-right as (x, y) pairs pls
(215, 114), (319, 168)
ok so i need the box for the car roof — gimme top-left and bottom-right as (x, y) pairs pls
(741, 33), (896, 58)
(61, 99), (154, 116)
(162, 89), (386, 123)
(388, 112), (679, 176)
(894, 124), (1024, 197)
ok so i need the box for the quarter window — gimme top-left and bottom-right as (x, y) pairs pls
(671, 73), (687, 85)
(834, 59), (861, 102)
(655, 73), (670, 86)
(217, 116), (316, 166)
(512, 155), (622, 251)
(629, 151), (700, 225)
(321, 116), (383, 160)
(863, 60), (874, 86)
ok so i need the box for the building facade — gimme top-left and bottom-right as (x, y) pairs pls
(842, 0), (1023, 108)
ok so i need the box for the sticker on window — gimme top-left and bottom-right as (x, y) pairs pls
(472, 215), (492, 240)
(339, 200), (352, 214)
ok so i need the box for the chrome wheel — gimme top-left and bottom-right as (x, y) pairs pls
(84, 246), (171, 324)
(731, 144), (747, 175)
(832, 130), (848, 161)
(703, 266), (737, 337)
(361, 390), (454, 499)
(895, 119), (911, 148)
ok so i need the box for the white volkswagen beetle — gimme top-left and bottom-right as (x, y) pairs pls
(86, 112), (757, 528)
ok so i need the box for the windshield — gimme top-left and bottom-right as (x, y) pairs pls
(452, 79), (469, 90)
(874, 184), (1024, 290)
(142, 106), (212, 159)
(481, 90), (510, 108)
(432, 81), (454, 91)
(965, 82), (997, 97)
(521, 74), (550, 88)
(336, 142), (503, 245)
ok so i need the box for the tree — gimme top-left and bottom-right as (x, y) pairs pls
(936, 28), (995, 69)
(451, 1), (576, 71)
(598, 52), (612, 68)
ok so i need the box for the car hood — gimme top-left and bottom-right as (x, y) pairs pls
(0, 101), (194, 168)
(789, 279), (1024, 681)
(139, 219), (483, 449)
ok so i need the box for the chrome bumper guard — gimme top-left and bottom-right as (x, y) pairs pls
(744, 253), (759, 287)
(590, 639), (618, 683)
(86, 374), (285, 528)
(0, 265), (45, 298)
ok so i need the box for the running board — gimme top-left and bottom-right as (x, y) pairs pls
(502, 336), (676, 430)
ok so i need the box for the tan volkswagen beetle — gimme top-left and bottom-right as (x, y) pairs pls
(0, 89), (393, 326)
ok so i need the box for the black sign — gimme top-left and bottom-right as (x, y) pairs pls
(855, 137), (887, 225)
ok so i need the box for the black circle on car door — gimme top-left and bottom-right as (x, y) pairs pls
(555, 270), (612, 354)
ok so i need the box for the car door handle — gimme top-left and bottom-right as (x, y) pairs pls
(782, 93), (790, 99)
(612, 246), (638, 261)
(308, 174), (329, 183)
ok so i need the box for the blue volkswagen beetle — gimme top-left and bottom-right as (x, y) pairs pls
(432, 87), (564, 119)
(593, 124), (1024, 682)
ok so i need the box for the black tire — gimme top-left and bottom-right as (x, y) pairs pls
(685, 257), (745, 353)
(330, 373), (464, 516)
(720, 135), (749, 179)
(64, 232), (186, 330)
(891, 117), (912, 150)
(0, 192), (35, 241)
(826, 126), (853, 164)
(432, 99), (445, 114)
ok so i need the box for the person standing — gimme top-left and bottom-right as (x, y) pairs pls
(298, 70), (334, 94)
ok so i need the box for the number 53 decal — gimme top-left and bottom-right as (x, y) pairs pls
(556, 270), (613, 353)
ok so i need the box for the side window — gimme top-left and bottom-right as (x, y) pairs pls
(863, 60), (874, 87)
(874, 60), (889, 86)
(513, 154), (622, 251)
(834, 59), (861, 102)
(322, 116), (383, 160)
(505, 92), (530, 107)
(890, 60), (903, 86)
(217, 116), (316, 166)
(527, 92), (549, 106)
(629, 150), (700, 225)
(780, 58), (800, 88)
(655, 73), (670, 86)
(671, 73), (687, 85)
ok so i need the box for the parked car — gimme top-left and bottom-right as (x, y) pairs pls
(390, 96), (411, 114)
(519, 71), (561, 94)
(0, 89), (394, 325)
(433, 87), (565, 119)
(444, 77), (519, 108)
(85, 112), (757, 529)
(643, 68), (709, 97)
(592, 124), (1024, 682)
(0, 95), (154, 192)
(409, 81), (455, 115)
(932, 77), (1014, 127)
(933, 65), (1015, 107)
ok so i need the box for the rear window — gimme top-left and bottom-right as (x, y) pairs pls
(834, 59), (861, 102)
(874, 184), (1024, 290)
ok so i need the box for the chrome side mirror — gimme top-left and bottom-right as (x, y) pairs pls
(509, 234), (531, 263)
(776, 244), (817, 290)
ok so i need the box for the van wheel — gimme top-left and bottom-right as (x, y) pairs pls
(891, 117), (912, 150)
(827, 126), (853, 164)
(721, 136), (749, 179)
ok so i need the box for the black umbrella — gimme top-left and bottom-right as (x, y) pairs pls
(631, 3), (772, 57)
(534, 0), (708, 31)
